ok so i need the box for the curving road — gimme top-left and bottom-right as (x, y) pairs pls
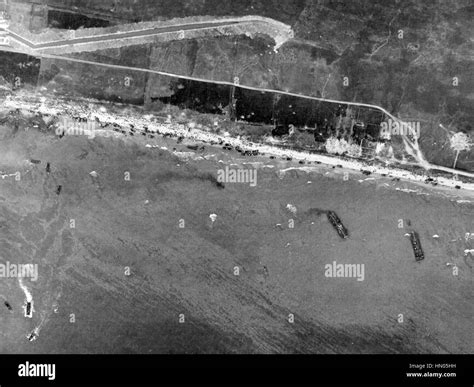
(1, 23), (473, 179)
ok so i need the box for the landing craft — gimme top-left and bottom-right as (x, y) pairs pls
(327, 211), (349, 239)
(27, 331), (37, 341)
(25, 301), (32, 318)
(409, 231), (424, 261)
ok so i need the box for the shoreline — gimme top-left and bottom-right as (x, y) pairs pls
(1, 93), (474, 197)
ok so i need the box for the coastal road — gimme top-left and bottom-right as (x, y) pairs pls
(4, 20), (240, 49)
(1, 15), (289, 49)
(1, 25), (473, 179)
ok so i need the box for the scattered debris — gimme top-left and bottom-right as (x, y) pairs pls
(209, 214), (217, 224)
(327, 211), (349, 239)
(464, 249), (474, 256)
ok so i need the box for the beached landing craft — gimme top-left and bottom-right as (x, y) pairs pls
(327, 211), (349, 239)
(409, 231), (424, 261)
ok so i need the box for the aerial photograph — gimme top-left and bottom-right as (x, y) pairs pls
(0, 0), (472, 383)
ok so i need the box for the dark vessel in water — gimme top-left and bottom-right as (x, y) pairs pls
(327, 211), (349, 239)
(24, 301), (33, 318)
(409, 231), (424, 261)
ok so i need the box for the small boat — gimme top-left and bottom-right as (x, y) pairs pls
(27, 332), (37, 341)
(327, 211), (349, 239)
(25, 301), (32, 318)
(409, 231), (424, 261)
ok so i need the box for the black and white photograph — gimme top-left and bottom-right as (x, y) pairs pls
(0, 0), (472, 384)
